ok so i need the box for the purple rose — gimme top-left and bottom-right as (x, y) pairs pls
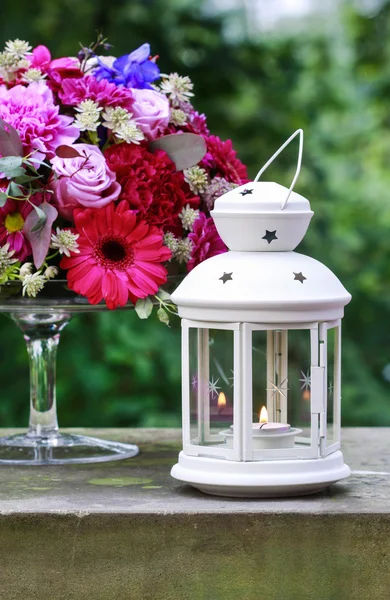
(131, 88), (170, 140)
(50, 144), (121, 221)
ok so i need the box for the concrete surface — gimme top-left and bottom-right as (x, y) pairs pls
(0, 428), (389, 600)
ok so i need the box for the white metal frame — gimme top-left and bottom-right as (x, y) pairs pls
(322, 321), (342, 456)
(181, 318), (341, 463)
(181, 319), (242, 461)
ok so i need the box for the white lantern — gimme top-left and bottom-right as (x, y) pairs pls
(171, 130), (352, 497)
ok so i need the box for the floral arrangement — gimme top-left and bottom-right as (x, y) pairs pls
(0, 35), (248, 322)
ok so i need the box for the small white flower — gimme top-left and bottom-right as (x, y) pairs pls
(0, 243), (18, 273)
(160, 73), (194, 106)
(22, 68), (46, 83)
(163, 232), (179, 256)
(50, 228), (80, 257)
(184, 166), (209, 195)
(102, 106), (131, 130)
(74, 99), (102, 132)
(4, 39), (32, 58)
(22, 272), (47, 298)
(179, 204), (200, 232)
(169, 108), (187, 127)
(114, 121), (145, 144)
(44, 266), (59, 280)
(174, 238), (193, 264)
(19, 262), (33, 278)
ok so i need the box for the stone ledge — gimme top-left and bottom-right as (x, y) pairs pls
(0, 428), (389, 600)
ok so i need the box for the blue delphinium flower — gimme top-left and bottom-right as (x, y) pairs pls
(94, 43), (160, 89)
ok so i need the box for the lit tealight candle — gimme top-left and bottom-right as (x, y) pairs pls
(252, 406), (291, 433)
(220, 406), (302, 450)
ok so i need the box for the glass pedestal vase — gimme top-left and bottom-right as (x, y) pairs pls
(0, 281), (144, 465)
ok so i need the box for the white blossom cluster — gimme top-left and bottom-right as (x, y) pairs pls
(159, 73), (194, 106)
(0, 39), (32, 83)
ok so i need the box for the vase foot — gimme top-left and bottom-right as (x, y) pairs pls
(0, 432), (139, 465)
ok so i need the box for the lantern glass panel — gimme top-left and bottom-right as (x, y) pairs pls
(287, 329), (312, 443)
(326, 326), (340, 448)
(188, 327), (234, 448)
(252, 330), (267, 423)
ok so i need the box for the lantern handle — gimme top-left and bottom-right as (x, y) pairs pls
(253, 129), (304, 210)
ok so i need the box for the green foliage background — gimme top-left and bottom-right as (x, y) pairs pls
(0, 0), (389, 428)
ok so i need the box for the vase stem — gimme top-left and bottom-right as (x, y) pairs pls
(11, 312), (71, 440)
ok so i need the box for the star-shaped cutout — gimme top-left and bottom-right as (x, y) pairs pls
(262, 230), (278, 244)
(239, 188), (253, 196)
(219, 272), (233, 284)
(293, 272), (307, 284)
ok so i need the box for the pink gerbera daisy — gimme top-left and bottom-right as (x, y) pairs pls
(60, 200), (172, 309)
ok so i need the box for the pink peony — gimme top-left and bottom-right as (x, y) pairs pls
(50, 143), (121, 221)
(187, 213), (227, 272)
(0, 82), (78, 162)
(59, 76), (134, 110)
(131, 88), (170, 139)
(61, 200), (171, 309)
(0, 196), (43, 261)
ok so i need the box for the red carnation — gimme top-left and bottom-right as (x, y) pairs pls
(104, 143), (199, 234)
(201, 135), (248, 184)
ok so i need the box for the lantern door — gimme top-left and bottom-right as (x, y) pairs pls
(181, 320), (242, 461)
(242, 322), (323, 461)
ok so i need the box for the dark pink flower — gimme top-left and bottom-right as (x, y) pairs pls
(201, 135), (248, 184)
(0, 82), (79, 161)
(29, 45), (52, 71)
(0, 196), (43, 261)
(59, 76), (134, 110)
(187, 213), (227, 272)
(61, 200), (171, 309)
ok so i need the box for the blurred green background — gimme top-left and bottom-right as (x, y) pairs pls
(0, 0), (389, 428)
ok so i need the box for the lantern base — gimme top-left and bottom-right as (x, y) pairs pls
(171, 450), (350, 498)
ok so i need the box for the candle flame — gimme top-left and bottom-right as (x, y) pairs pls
(259, 406), (268, 424)
(217, 392), (227, 408)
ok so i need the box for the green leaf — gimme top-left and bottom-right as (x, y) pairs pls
(5, 167), (26, 178)
(157, 307), (170, 327)
(7, 181), (24, 197)
(14, 174), (40, 184)
(0, 156), (23, 171)
(135, 297), (154, 319)
(156, 289), (172, 302)
(0, 192), (7, 207)
(30, 204), (47, 233)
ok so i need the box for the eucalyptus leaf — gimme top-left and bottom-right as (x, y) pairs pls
(4, 167), (25, 178)
(24, 203), (58, 269)
(14, 174), (40, 184)
(157, 307), (170, 326)
(135, 297), (154, 319)
(7, 181), (24, 197)
(0, 192), (7, 207)
(30, 205), (47, 233)
(0, 119), (23, 157)
(55, 145), (83, 159)
(0, 156), (23, 171)
(149, 133), (207, 171)
(156, 289), (172, 302)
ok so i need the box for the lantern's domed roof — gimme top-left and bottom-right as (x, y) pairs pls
(172, 251), (351, 323)
(211, 182), (313, 252)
